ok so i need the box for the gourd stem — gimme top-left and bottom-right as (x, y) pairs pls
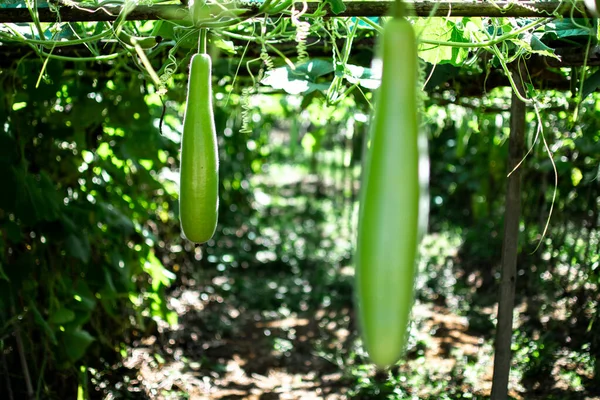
(199, 29), (207, 54)
(392, 0), (407, 19)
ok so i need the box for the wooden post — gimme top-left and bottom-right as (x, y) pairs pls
(490, 64), (526, 400)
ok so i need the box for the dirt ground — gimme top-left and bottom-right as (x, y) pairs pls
(103, 287), (511, 400)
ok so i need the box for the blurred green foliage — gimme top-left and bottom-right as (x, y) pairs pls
(0, 15), (600, 400)
(0, 59), (182, 396)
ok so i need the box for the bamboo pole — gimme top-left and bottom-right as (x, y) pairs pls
(0, 1), (591, 23)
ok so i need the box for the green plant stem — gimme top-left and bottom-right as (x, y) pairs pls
(489, 44), (533, 104)
(35, 350), (47, 400)
(155, 28), (198, 77)
(258, 0), (275, 13)
(267, 0), (293, 15)
(199, 28), (207, 53)
(265, 42), (295, 69)
(28, 0), (45, 41)
(357, 16), (381, 31)
(131, 40), (162, 87)
(215, 29), (281, 43)
(342, 18), (359, 64)
(573, 34), (592, 122)
(360, 16), (552, 49)
(195, 15), (254, 28)
(0, 30), (113, 47)
(325, 19), (359, 104)
(430, 17), (552, 47)
(14, 27), (123, 64)
(37, 48), (125, 61)
(393, 0), (407, 19)
(212, 8), (252, 19)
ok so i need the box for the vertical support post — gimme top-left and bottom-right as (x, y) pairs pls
(490, 64), (526, 400)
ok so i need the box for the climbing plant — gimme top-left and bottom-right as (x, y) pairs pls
(1, 0), (599, 398)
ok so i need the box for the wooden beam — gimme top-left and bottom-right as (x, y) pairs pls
(0, 1), (591, 23)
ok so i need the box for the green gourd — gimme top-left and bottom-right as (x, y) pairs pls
(355, 14), (428, 368)
(179, 53), (219, 244)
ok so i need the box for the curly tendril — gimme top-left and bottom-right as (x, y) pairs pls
(291, 1), (310, 64)
(260, 47), (275, 70)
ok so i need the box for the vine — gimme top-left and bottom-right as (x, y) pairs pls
(291, 1), (310, 64)
(0, 0), (596, 247)
(1, 1), (599, 398)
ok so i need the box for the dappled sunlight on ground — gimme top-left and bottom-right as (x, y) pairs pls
(113, 285), (506, 399)
(95, 149), (600, 399)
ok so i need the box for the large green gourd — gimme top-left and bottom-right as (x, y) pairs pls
(355, 15), (427, 368)
(179, 53), (219, 244)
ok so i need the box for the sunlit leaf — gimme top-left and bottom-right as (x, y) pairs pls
(143, 251), (176, 291)
(414, 18), (470, 66)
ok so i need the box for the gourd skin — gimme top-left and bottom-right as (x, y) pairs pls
(355, 17), (420, 368)
(179, 54), (219, 244)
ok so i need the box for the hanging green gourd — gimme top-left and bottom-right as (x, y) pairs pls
(354, 0), (429, 368)
(179, 29), (219, 244)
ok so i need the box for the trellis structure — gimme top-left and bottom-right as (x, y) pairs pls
(0, 1), (593, 22)
(1, 1), (598, 400)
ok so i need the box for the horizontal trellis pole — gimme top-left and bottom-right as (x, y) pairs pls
(0, 1), (591, 23)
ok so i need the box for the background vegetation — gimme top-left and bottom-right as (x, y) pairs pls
(1, 1), (600, 399)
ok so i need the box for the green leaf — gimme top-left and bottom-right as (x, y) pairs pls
(509, 38), (558, 59)
(423, 64), (461, 91)
(213, 38), (236, 54)
(31, 304), (58, 345)
(49, 308), (76, 325)
(66, 234), (91, 263)
(325, 0), (346, 14)
(13, 170), (61, 225)
(150, 20), (165, 37)
(142, 251), (175, 292)
(582, 69), (600, 100)
(99, 269), (119, 317)
(62, 329), (95, 362)
(73, 281), (97, 313)
(103, 268), (118, 297)
(529, 35), (559, 59)
(261, 60), (333, 95)
(3, 220), (23, 243)
(291, 59), (335, 80)
(261, 64), (331, 95)
(463, 18), (488, 42)
(545, 20), (591, 40)
(165, 310), (178, 326)
(0, 264), (8, 282)
(98, 202), (135, 234)
(148, 20), (195, 46)
(345, 64), (379, 89)
(414, 18), (469, 66)
(572, 167), (583, 186)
